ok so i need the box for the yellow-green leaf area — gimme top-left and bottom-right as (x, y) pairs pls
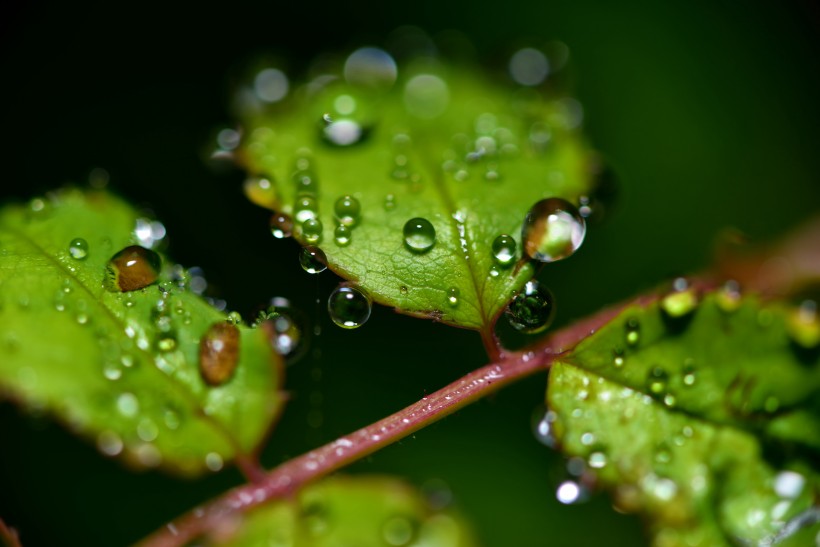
(0, 189), (284, 475)
(204, 475), (477, 547)
(548, 292), (820, 546)
(238, 58), (596, 330)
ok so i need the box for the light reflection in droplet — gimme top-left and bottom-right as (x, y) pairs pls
(254, 68), (289, 103)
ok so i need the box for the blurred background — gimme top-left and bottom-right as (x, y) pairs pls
(1, 0), (819, 545)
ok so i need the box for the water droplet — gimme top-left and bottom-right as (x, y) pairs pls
(588, 452), (608, 469)
(646, 367), (669, 396)
(532, 407), (558, 448)
(774, 470), (805, 499)
(334, 195), (361, 226)
(382, 516), (416, 546)
(243, 177), (278, 208)
(199, 322), (240, 386)
(292, 169), (319, 195)
(384, 194), (397, 211)
(612, 348), (625, 368)
(68, 238), (88, 260)
(446, 287), (460, 307)
(509, 47), (549, 86)
(301, 218), (323, 244)
(116, 392), (139, 417)
(556, 480), (588, 505)
(157, 334), (177, 352)
(786, 299), (820, 349)
(97, 430), (123, 456)
(344, 47), (398, 88)
(403, 218), (436, 253)
(327, 285), (371, 329)
(103, 361), (122, 381)
(322, 117), (367, 147)
(716, 280), (742, 313)
(522, 198), (586, 262)
(105, 246), (161, 292)
(205, 452), (224, 472)
(226, 311), (242, 325)
(682, 360), (697, 386)
(625, 318), (640, 347)
(505, 280), (555, 334)
(254, 68), (289, 103)
(263, 306), (303, 357)
(300, 246), (328, 274)
(163, 408), (181, 430)
(270, 213), (294, 239)
(403, 74), (450, 119)
(294, 196), (318, 223)
(491, 234), (517, 267)
(660, 277), (699, 319)
(489, 266), (500, 278)
(137, 418), (159, 442)
(334, 225), (351, 246)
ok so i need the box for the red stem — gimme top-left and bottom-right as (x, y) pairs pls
(138, 299), (628, 547)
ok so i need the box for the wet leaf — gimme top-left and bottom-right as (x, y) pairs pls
(0, 189), (284, 475)
(237, 54), (596, 330)
(202, 475), (477, 547)
(549, 292), (820, 546)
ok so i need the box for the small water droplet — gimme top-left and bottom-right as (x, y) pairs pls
(254, 67), (289, 103)
(716, 279), (742, 313)
(556, 480), (589, 505)
(403, 218), (436, 253)
(446, 287), (460, 307)
(163, 408), (181, 430)
(612, 348), (625, 368)
(491, 234), (517, 267)
(116, 392), (139, 417)
(404, 74), (450, 119)
(68, 238), (89, 260)
(263, 307), (303, 357)
(588, 451), (608, 469)
(382, 516), (417, 546)
(786, 299), (820, 349)
(270, 213), (294, 239)
(384, 194), (397, 211)
(646, 367), (669, 396)
(505, 280), (555, 334)
(682, 359), (697, 386)
(199, 322), (240, 386)
(334, 225), (351, 246)
(489, 266), (500, 278)
(532, 407), (558, 448)
(301, 218), (323, 244)
(344, 47), (398, 88)
(625, 318), (640, 347)
(292, 169), (319, 195)
(105, 246), (161, 292)
(137, 418), (159, 442)
(300, 246), (328, 274)
(522, 198), (586, 262)
(243, 177), (278, 208)
(509, 47), (549, 86)
(103, 360), (122, 381)
(334, 195), (361, 226)
(660, 277), (699, 319)
(327, 284), (371, 329)
(294, 196), (318, 224)
(205, 452), (224, 472)
(97, 430), (123, 456)
(322, 117), (367, 147)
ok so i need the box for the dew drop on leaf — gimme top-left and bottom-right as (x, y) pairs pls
(403, 217), (436, 253)
(302, 218), (323, 244)
(327, 284), (371, 329)
(116, 392), (139, 417)
(509, 47), (550, 86)
(322, 117), (367, 147)
(446, 287), (460, 307)
(205, 452), (224, 472)
(68, 237), (89, 260)
(334, 224), (351, 246)
(531, 406), (558, 448)
(343, 47), (398, 88)
(270, 213), (294, 239)
(682, 359), (697, 386)
(403, 74), (450, 119)
(612, 348), (625, 368)
(715, 279), (742, 313)
(198, 322), (240, 386)
(300, 246), (328, 274)
(243, 177), (278, 208)
(646, 366), (669, 396)
(383, 194), (396, 211)
(625, 317), (640, 347)
(491, 234), (517, 267)
(97, 430), (124, 456)
(104, 245), (161, 292)
(522, 197), (586, 263)
(659, 277), (699, 319)
(382, 516), (417, 546)
(334, 194), (361, 226)
(293, 169), (319, 195)
(786, 299), (819, 349)
(263, 307), (302, 358)
(505, 280), (555, 334)
(294, 195), (319, 223)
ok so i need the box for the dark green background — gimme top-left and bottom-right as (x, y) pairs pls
(1, 1), (818, 545)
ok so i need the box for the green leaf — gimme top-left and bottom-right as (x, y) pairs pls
(548, 291), (820, 545)
(237, 57), (596, 331)
(0, 189), (284, 475)
(203, 475), (477, 546)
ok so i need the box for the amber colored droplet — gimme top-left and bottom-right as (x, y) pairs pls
(199, 322), (240, 386)
(105, 245), (161, 292)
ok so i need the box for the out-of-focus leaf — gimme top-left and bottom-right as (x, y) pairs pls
(203, 475), (477, 547)
(0, 189), (284, 475)
(237, 51), (596, 331)
(548, 291), (820, 546)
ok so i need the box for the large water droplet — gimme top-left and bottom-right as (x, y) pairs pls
(522, 198), (586, 262)
(327, 285), (371, 329)
(491, 234), (517, 267)
(199, 322), (240, 386)
(301, 218), (323, 244)
(660, 277), (699, 319)
(403, 218), (435, 253)
(300, 246), (328, 274)
(343, 47), (398, 88)
(68, 238), (89, 260)
(505, 280), (555, 334)
(105, 246), (161, 292)
(270, 213), (294, 239)
(334, 195), (361, 226)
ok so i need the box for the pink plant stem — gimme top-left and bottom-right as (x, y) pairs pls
(139, 299), (634, 547)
